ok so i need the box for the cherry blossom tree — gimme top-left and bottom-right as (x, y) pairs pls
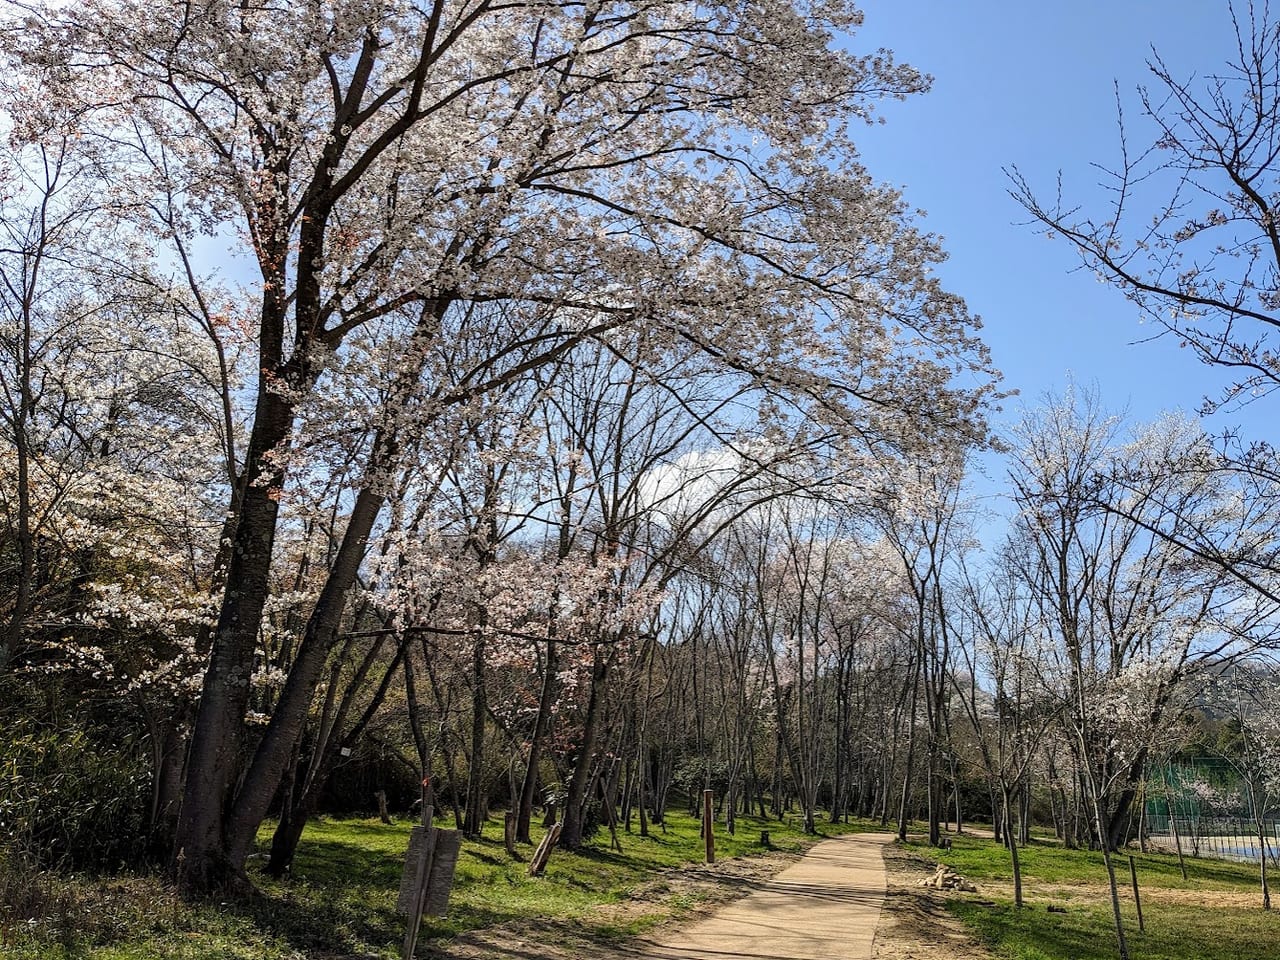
(954, 563), (1061, 907)
(1005, 388), (1280, 958)
(3, 0), (998, 891)
(1213, 664), (1280, 909)
(876, 460), (970, 846)
(1009, 1), (1280, 412)
(0, 94), (246, 853)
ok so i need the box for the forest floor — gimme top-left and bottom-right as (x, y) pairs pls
(1, 810), (882, 959)
(7, 816), (1275, 959)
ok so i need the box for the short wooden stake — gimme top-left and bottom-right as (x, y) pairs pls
(376, 789), (392, 824)
(703, 790), (715, 864)
(1128, 855), (1144, 932)
(528, 823), (562, 876)
(504, 811), (517, 856)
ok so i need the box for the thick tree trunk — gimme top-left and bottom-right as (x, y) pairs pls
(1103, 749), (1148, 851)
(172, 387), (296, 894)
(148, 714), (188, 856)
(223, 483), (385, 871)
(173, 273), (449, 893)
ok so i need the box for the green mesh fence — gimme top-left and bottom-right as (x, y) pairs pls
(1143, 760), (1278, 864)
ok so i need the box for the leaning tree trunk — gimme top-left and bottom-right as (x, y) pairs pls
(263, 627), (400, 877)
(516, 640), (558, 844)
(223, 482), (387, 872)
(559, 644), (609, 850)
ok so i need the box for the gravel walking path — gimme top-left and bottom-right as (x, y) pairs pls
(621, 832), (893, 960)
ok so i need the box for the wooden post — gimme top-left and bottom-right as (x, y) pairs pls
(423, 830), (462, 916)
(528, 823), (562, 876)
(1128, 855), (1144, 933)
(504, 811), (517, 856)
(703, 789), (715, 864)
(402, 779), (435, 960)
(376, 790), (392, 824)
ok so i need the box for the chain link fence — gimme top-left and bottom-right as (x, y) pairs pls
(1144, 812), (1280, 865)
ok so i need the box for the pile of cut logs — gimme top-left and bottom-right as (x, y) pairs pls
(915, 864), (977, 893)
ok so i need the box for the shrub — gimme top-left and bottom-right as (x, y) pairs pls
(0, 720), (150, 871)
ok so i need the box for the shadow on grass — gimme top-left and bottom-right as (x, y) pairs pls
(231, 825), (591, 954)
(287, 834), (403, 886)
(224, 813), (873, 956)
(949, 901), (1117, 960)
(222, 831), (408, 955)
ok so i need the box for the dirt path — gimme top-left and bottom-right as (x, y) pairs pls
(613, 832), (894, 960)
(874, 839), (996, 960)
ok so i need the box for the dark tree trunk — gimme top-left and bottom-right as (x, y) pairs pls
(516, 639), (558, 844)
(559, 644), (609, 849)
(224, 481), (386, 870)
(1103, 747), (1148, 851)
(464, 627), (488, 837)
(172, 386), (296, 894)
(148, 716), (188, 856)
(266, 766), (316, 879)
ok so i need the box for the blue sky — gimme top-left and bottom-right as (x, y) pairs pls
(850, 1), (1271, 446)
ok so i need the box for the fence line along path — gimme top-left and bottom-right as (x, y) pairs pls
(623, 831), (893, 960)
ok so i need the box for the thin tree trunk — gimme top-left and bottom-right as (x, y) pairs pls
(559, 643), (608, 849)
(1004, 784), (1024, 908)
(517, 640), (557, 844)
(464, 626), (488, 837)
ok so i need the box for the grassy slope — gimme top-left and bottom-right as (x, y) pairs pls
(2, 809), (874, 959)
(919, 833), (1279, 960)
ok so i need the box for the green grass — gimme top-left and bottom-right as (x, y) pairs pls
(949, 898), (1279, 960)
(931, 832), (1260, 890)
(909, 832), (1280, 960)
(1, 807), (872, 958)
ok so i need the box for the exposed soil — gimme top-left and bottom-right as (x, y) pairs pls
(873, 841), (996, 960)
